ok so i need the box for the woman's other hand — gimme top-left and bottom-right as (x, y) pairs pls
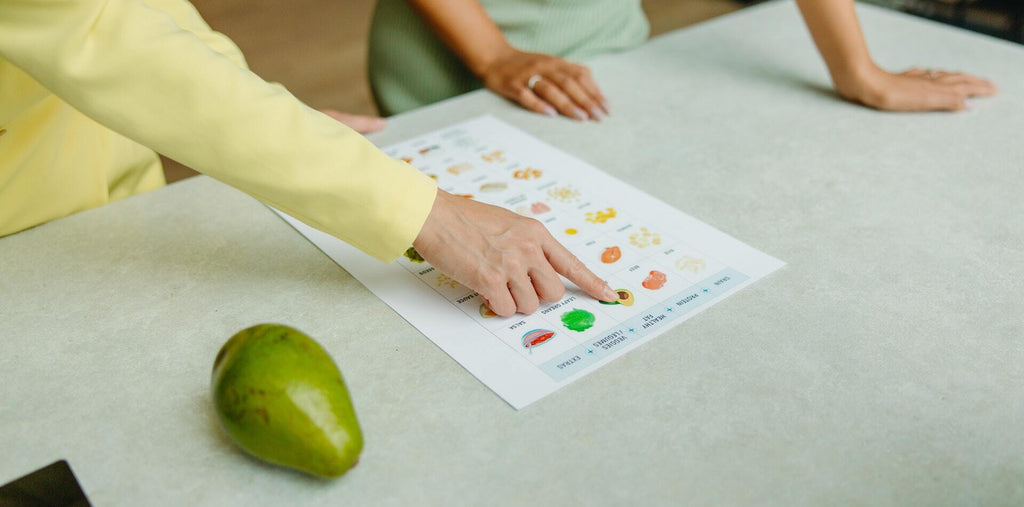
(835, 65), (998, 111)
(479, 48), (609, 122)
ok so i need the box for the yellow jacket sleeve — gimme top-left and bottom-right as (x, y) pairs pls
(0, 0), (437, 262)
(143, 0), (248, 70)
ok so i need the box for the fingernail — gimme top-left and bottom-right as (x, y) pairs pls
(588, 107), (604, 121)
(601, 100), (612, 114)
(602, 285), (619, 302)
(542, 105), (557, 117)
(573, 108), (588, 122)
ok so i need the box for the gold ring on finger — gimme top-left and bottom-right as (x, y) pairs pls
(527, 74), (543, 90)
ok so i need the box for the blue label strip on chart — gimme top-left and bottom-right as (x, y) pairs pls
(539, 268), (748, 382)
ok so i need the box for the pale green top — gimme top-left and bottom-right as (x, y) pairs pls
(368, 0), (649, 115)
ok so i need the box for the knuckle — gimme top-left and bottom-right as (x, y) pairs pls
(493, 302), (515, 317)
(524, 242), (544, 259)
(503, 257), (523, 275)
(520, 299), (539, 314)
(516, 226), (546, 252)
(478, 269), (505, 290)
(524, 217), (546, 234)
(543, 283), (566, 302)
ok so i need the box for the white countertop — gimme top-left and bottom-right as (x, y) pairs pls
(2, 1), (1022, 504)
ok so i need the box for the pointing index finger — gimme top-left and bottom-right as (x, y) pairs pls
(543, 238), (618, 303)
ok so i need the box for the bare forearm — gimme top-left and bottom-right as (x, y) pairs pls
(406, 0), (511, 76)
(794, 0), (876, 88)
(793, 0), (996, 111)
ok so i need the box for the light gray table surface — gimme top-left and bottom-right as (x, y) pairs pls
(2, 1), (1022, 505)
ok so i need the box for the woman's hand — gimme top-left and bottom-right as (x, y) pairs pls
(413, 190), (619, 316)
(404, 0), (609, 121)
(478, 48), (609, 122)
(835, 65), (998, 111)
(794, 0), (996, 112)
(319, 109), (388, 133)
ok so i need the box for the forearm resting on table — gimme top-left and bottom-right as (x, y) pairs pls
(794, 0), (997, 110)
(794, 0), (876, 97)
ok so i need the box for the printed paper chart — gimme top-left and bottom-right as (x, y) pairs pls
(274, 116), (784, 409)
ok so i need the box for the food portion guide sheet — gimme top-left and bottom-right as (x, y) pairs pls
(275, 116), (784, 409)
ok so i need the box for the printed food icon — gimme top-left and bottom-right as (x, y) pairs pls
(561, 308), (596, 332)
(513, 168), (543, 180)
(479, 182), (507, 193)
(675, 255), (707, 273)
(629, 227), (661, 249)
(403, 247), (425, 263)
(436, 274), (458, 288)
(481, 150), (505, 163)
(547, 185), (581, 203)
(585, 207), (617, 224)
(447, 162), (473, 175)
(599, 289), (635, 307)
(642, 270), (667, 290)
(521, 329), (555, 351)
(601, 246), (622, 264)
(517, 201), (551, 216)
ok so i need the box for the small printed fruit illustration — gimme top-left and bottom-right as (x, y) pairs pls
(601, 246), (622, 264)
(642, 270), (667, 290)
(599, 289), (635, 307)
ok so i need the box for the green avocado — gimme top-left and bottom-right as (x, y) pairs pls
(211, 324), (363, 478)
